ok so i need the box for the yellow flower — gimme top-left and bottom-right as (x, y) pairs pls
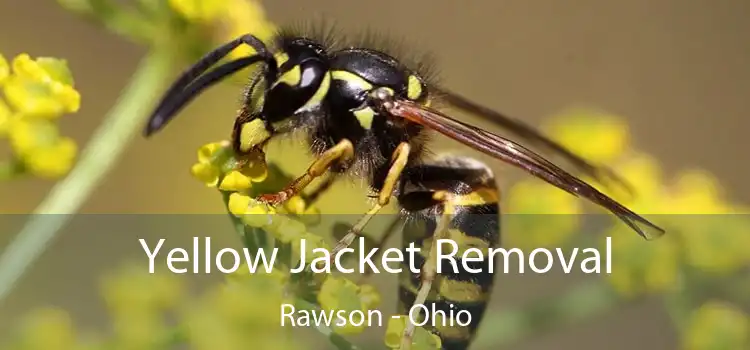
(284, 195), (307, 215)
(358, 284), (382, 310)
(604, 153), (665, 210)
(663, 171), (750, 273)
(168, 0), (227, 23)
(23, 136), (77, 178)
(220, 0), (277, 60)
(191, 162), (220, 186)
(385, 316), (442, 350)
(101, 263), (185, 317)
(183, 274), (297, 350)
(0, 98), (12, 135)
(219, 170), (253, 191)
(4, 54), (80, 118)
(544, 108), (631, 164)
(197, 141), (227, 163)
(190, 141), (267, 190)
(505, 179), (582, 249)
(667, 170), (731, 214)
(227, 263), (290, 285)
(7, 118), (78, 178)
(292, 232), (330, 269)
(683, 301), (749, 350)
(272, 215), (308, 243)
(16, 308), (77, 350)
(0, 53), (8, 85)
(317, 276), (379, 335)
(111, 311), (166, 349)
(604, 226), (681, 297)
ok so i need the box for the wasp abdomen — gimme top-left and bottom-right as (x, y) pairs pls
(398, 156), (500, 350)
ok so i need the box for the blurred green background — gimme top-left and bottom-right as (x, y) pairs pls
(1, 0), (749, 349)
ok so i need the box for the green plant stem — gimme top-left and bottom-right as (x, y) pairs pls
(0, 50), (173, 304)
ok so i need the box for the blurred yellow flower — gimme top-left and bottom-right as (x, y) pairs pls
(7, 118), (78, 178)
(544, 108), (631, 164)
(220, 0), (278, 59)
(683, 301), (749, 350)
(654, 170), (750, 273)
(0, 98), (12, 135)
(227, 263), (290, 285)
(4, 54), (80, 118)
(292, 232), (330, 268)
(385, 316), (442, 350)
(0, 53), (8, 84)
(1, 52), (80, 180)
(101, 263), (185, 318)
(273, 215), (308, 243)
(317, 276), (381, 335)
(604, 226), (681, 297)
(168, 0), (226, 23)
(505, 179), (582, 249)
(183, 274), (297, 350)
(16, 308), (77, 350)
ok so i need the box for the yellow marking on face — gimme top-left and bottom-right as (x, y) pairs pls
(353, 107), (376, 129)
(274, 52), (290, 66)
(300, 72), (330, 110)
(407, 75), (423, 100)
(331, 70), (373, 90)
(275, 65), (301, 87)
(450, 187), (500, 206)
(437, 279), (488, 303)
(239, 119), (271, 152)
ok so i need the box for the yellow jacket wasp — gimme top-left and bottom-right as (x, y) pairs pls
(144, 25), (665, 350)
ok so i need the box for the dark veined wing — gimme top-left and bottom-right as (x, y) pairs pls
(383, 98), (665, 240)
(433, 87), (634, 196)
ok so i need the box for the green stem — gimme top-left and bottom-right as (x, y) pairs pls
(0, 50), (173, 304)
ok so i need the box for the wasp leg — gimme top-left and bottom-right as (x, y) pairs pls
(400, 191), (456, 350)
(256, 139), (354, 205)
(354, 216), (403, 284)
(329, 142), (411, 257)
(301, 172), (340, 208)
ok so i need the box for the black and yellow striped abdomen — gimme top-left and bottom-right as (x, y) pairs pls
(397, 157), (501, 350)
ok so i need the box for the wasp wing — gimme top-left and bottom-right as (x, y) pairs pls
(434, 87), (634, 195)
(384, 98), (665, 240)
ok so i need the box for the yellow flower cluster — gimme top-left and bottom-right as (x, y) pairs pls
(5, 261), (304, 350)
(317, 276), (381, 334)
(168, 0), (277, 58)
(5, 308), (90, 350)
(683, 300), (749, 350)
(385, 316), (443, 350)
(189, 140), (444, 348)
(527, 108), (750, 297)
(0, 53), (80, 179)
(190, 141), (268, 191)
(184, 271), (298, 350)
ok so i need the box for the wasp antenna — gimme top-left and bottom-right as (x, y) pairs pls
(144, 34), (276, 137)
